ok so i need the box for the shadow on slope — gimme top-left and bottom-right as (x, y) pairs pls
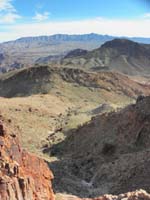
(0, 65), (150, 98)
(46, 96), (150, 198)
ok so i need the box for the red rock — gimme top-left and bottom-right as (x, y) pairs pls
(0, 120), (54, 200)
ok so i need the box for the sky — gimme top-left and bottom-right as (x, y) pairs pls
(0, 0), (150, 42)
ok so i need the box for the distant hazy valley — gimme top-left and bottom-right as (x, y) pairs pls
(1, 33), (150, 73)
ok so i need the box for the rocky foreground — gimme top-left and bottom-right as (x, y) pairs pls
(57, 189), (150, 200)
(0, 120), (54, 200)
(2, 96), (150, 200)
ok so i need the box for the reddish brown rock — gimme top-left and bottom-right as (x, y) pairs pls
(0, 120), (54, 200)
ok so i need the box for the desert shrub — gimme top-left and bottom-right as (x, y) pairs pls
(102, 143), (116, 155)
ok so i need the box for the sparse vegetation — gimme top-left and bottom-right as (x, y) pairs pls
(0, 36), (150, 200)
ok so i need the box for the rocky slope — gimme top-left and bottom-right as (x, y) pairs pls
(2, 65), (149, 158)
(0, 119), (54, 200)
(48, 95), (150, 197)
(1, 97), (150, 200)
(57, 189), (150, 200)
(61, 39), (150, 76)
(0, 65), (150, 99)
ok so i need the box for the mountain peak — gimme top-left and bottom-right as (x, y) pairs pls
(100, 38), (148, 58)
(101, 38), (139, 48)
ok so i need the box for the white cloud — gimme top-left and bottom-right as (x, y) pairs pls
(1, 17), (150, 42)
(0, 0), (15, 12)
(0, 12), (21, 23)
(0, 0), (21, 24)
(33, 12), (50, 22)
(143, 13), (150, 18)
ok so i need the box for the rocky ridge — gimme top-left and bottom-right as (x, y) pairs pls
(0, 65), (150, 99)
(61, 39), (150, 75)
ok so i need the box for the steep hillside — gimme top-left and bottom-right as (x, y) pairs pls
(48, 96), (150, 197)
(62, 39), (150, 76)
(1, 116), (150, 200)
(0, 65), (150, 156)
(0, 119), (54, 200)
(1, 66), (150, 199)
(0, 65), (150, 99)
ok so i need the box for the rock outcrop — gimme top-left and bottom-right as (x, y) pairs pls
(0, 120), (54, 200)
(57, 189), (150, 200)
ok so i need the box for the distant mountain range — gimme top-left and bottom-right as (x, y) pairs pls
(11, 33), (114, 43)
(4, 33), (150, 44)
(0, 33), (150, 73)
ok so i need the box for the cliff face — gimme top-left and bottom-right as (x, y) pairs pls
(0, 120), (54, 200)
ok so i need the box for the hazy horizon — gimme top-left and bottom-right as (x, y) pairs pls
(1, 32), (150, 44)
(0, 0), (150, 42)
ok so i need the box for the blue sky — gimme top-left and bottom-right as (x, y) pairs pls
(0, 0), (150, 41)
(12, 0), (149, 20)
